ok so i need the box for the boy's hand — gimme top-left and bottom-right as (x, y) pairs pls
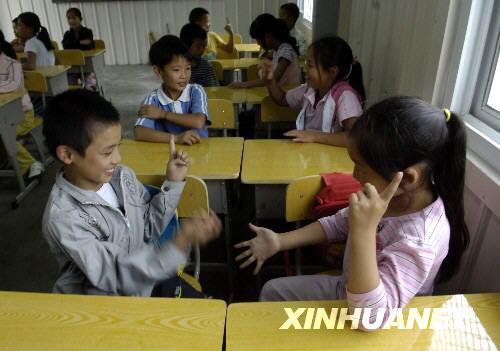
(175, 130), (201, 145)
(224, 24), (233, 34)
(174, 210), (222, 250)
(138, 105), (166, 120)
(284, 130), (317, 143)
(166, 137), (189, 182)
(348, 172), (403, 236)
(234, 223), (280, 275)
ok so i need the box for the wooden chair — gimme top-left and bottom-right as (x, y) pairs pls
(23, 70), (48, 108)
(246, 63), (259, 81)
(209, 60), (223, 82)
(94, 39), (105, 49)
(50, 40), (59, 50)
(260, 96), (297, 138)
(208, 99), (236, 136)
(216, 46), (239, 60)
(54, 49), (86, 89)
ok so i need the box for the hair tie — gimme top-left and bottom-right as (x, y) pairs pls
(443, 108), (451, 122)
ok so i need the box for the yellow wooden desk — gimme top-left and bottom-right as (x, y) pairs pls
(205, 86), (247, 104)
(16, 52), (26, 61)
(235, 43), (261, 58)
(28, 65), (70, 96)
(226, 293), (500, 351)
(215, 58), (260, 83)
(245, 85), (298, 105)
(242, 139), (353, 218)
(0, 291), (226, 351)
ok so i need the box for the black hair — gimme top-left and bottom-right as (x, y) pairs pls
(66, 7), (82, 20)
(250, 13), (299, 55)
(12, 17), (18, 24)
(43, 90), (120, 158)
(18, 12), (54, 51)
(280, 3), (300, 21)
(180, 23), (207, 48)
(349, 96), (469, 283)
(309, 36), (365, 103)
(0, 30), (16, 59)
(189, 7), (209, 23)
(149, 35), (191, 68)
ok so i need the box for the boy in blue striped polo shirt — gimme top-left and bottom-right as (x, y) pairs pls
(135, 35), (210, 145)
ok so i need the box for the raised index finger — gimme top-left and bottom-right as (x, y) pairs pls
(380, 172), (403, 201)
(169, 136), (176, 158)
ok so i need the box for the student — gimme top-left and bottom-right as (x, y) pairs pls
(279, 3), (306, 58)
(180, 23), (219, 87)
(42, 89), (221, 296)
(135, 35), (210, 145)
(0, 32), (44, 178)
(17, 12), (55, 70)
(260, 36), (365, 147)
(236, 97), (469, 329)
(189, 7), (234, 60)
(229, 14), (301, 89)
(62, 7), (95, 50)
(10, 17), (25, 53)
(62, 7), (97, 91)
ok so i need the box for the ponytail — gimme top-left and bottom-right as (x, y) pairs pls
(349, 61), (366, 105)
(432, 112), (470, 282)
(18, 12), (53, 51)
(37, 26), (54, 51)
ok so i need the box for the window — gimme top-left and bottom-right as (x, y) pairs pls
(297, 0), (314, 23)
(486, 54), (500, 111)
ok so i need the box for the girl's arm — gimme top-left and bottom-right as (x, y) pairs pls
(284, 117), (357, 146)
(22, 52), (37, 71)
(272, 58), (291, 83)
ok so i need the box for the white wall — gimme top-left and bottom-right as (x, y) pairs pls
(0, 0), (288, 65)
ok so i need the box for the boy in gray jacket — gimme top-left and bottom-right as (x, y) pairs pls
(42, 90), (221, 296)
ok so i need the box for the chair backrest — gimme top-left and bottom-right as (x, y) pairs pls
(260, 96), (298, 123)
(148, 32), (156, 46)
(178, 175), (209, 218)
(216, 46), (238, 59)
(23, 70), (48, 93)
(50, 40), (59, 50)
(285, 175), (323, 222)
(247, 63), (259, 81)
(54, 49), (85, 66)
(219, 33), (243, 44)
(209, 60), (223, 82)
(94, 39), (106, 49)
(208, 99), (235, 131)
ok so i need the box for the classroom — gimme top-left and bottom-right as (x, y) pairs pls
(0, 0), (499, 349)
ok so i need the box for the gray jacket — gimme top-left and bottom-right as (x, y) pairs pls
(42, 165), (187, 296)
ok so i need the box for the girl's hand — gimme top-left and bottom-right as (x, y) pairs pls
(175, 130), (201, 145)
(284, 130), (317, 143)
(258, 59), (273, 83)
(175, 210), (222, 250)
(348, 172), (403, 235)
(138, 105), (166, 119)
(234, 223), (280, 274)
(166, 137), (189, 182)
(228, 81), (246, 89)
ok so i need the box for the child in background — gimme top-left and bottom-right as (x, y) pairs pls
(62, 7), (95, 50)
(180, 23), (219, 87)
(42, 89), (221, 296)
(62, 7), (97, 91)
(0, 31), (44, 179)
(236, 97), (469, 330)
(279, 3), (306, 58)
(189, 7), (234, 60)
(135, 35), (210, 145)
(10, 17), (25, 53)
(229, 14), (301, 89)
(17, 12), (55, 70)
(260, 36), (365, 147)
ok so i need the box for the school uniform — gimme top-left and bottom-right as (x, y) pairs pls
(42, 165), (187, 296)
(62, 26), (95, 50)
(24, 37), (55, 67)
(135, 83), (211, 137)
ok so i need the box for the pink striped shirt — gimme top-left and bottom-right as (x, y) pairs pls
(318, 196), (450, 328)
(0, 53), (33, 112)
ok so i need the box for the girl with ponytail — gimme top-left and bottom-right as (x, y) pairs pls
(17, 12), (55, 70)
(235, 96), (469, 330)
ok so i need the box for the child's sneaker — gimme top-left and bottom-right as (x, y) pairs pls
(28, 161), (45, 179)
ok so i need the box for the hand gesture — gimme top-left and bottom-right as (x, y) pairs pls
(258, 58), (273, 83)
(175, 210), (222, 249)
(166, 137), (189, 182)
(283, 130), (316, 143)
(348, 172), (403, 235)
(224, 23), (233, 34)
(234, 223), (280, 274)
(175, 130), (201, 145)
(138, 105), (166, 120)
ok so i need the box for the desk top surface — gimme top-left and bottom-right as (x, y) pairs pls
(234, 43), (261, 52)
(216, 58), (260, 70)
(0, 91), (24, 108)
(0, 291), (226, 351)
(226, 293), (500, 351)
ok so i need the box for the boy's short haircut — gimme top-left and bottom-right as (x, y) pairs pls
(180, 23), (208, 48)
(43, 90), (120, 158)
(281, 3), (300, 21)
(189, 7), (209, 23)
(149, 35), (191, 68)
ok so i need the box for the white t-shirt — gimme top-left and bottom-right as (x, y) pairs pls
(271, 42), (301, 86)
(24, 37), (55, 68)
(96, 183), (120, 209)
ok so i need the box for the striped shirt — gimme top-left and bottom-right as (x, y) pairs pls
(272, 42), (301, 86)
(135, 83), (210, 137)
(318, 196), (450, 328)
(190, 57), (219, 87)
